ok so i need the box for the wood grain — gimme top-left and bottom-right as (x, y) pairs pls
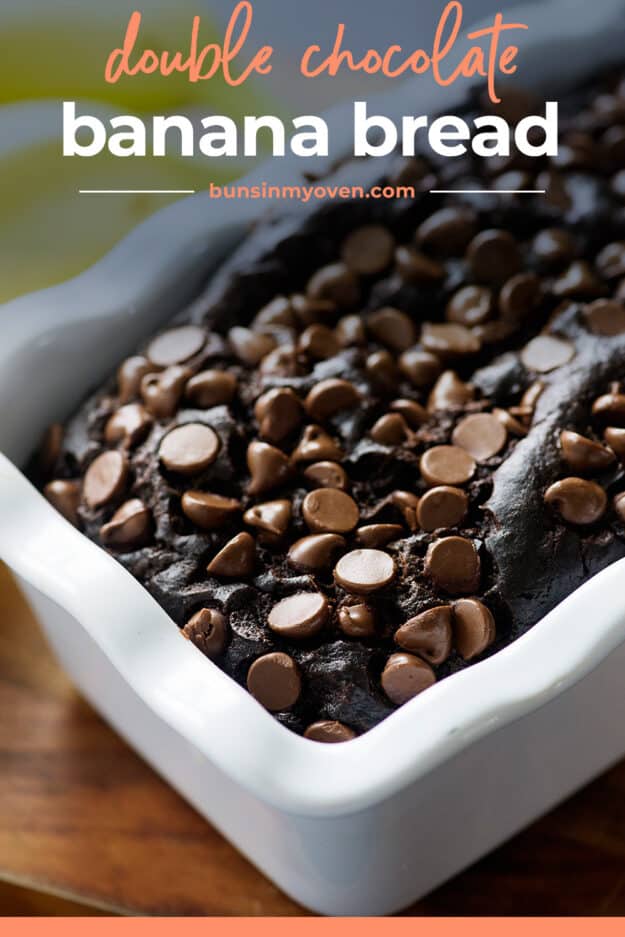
(2, 560), (625, 916)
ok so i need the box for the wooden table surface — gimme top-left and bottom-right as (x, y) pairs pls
(2, 561), (625, 917)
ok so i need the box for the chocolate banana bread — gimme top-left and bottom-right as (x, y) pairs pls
(36, 70), (625, 740)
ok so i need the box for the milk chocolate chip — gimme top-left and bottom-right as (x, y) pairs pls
(446, 285), (493, 326)
(399, 349), (442, 389)
(141, 366), (190, 419)
(304, 721), (356, 743)
(243, 499), (292, 540)
(118, 355), (152, 404)
(229, 327), (276, 365)
(292, 425), (344, 463)
(183, 608), (228, 658)
(104, 404), (152, 449)
(302, 488), (359, 534)
(186, 370), (237, 408)
(247, 653), (301, 711)
(452, 413), (507, 461)
(337, 600), (376, 637)
(299, 324), (340, 360)
(268, 592), (329, 639)
(367, 307), (417, 352)
(44, 480), (81, 525)
(182, 491), (241, 529)
(452, 598), (496, 660)
(83, 451), (129, 508)
(288, 534), (346, 571)
(395, 606), (453, 665)
(467, 229), (521, 284)
(420, 445), (476, 486)
(159, 424), (220, 475)
(147, 326), (206, 367)
(207, 532), (256, 578)
(254, 388), (303, 443)
(100, 498), (151, 548)
(356, 524), (404, 548)
(307, 262), (360, 307)
(334, 549), (395, 593)
(381, 653), (436, 706)
(247, 441), (292, 495)
(305, 379), (360, 422)
(427, 372), (474, 411)
(544, 477), (607, 524)
(521, 334), (576, 373)
(417, 486), (468, 532)
(560, 430), (615, 473)
(425, 536), (481, 595)
(341, 224), (395, 275)
(583, 300), (625, 336)
(303, 461), (348, 490)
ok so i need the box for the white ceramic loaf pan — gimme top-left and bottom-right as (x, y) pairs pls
(2, 0), (625, 916)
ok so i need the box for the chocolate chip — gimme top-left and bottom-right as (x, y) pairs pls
(302, 488), (359, 534)
(356, 524), (404, 548)
(420, 322), (481, 358)
(291, 425), (344, 463)
(521, 380), (545, 411)
(467, 230), (521, 284)
(243, 499), (292, 540)
(247, 441), (292, 495)
(399, 349), (442, 389)
(366, 349), (398, 389)
(140, 366), (190, 419)
(425, 536), (481, 595)
(596, 242), (625, 280)
(560, 430), (615, 473)
(499, 273), (541, 323)
(337, 600), (376, 637)
(304, 721), (356, 743)
(452, 599), (496, 660)
(260, 345), (299, 377)
(532, 228), (576, 269)
(44, 480), (81, 525)
(334, 549), (395, 593)
(183, 608), (228, 658)
(604, 427), (625, 458)
(446, 285), (493, 326)
(252, 296), (297, 330)
(186, 370), (237, 408)
(254, 388), (303, 443)
(394, 606), (453, 665)
(100, 498), (151, 549)
(291, 293), (337, 326)
(421, 445), (476, 487)
(288, 534), (346, 571)
(370, 413), (413, 445)
(417, 486), (468, 532)
(307, 262), (360, 307)
(416, 207), (477, 256)
(118, 355), (152, 404)
(492, 408), (528, 437)
(592, 392), (625, 426)
(181, 491), (241, 529)
(520, 335), (575, 373)
(268, 592), (329, 639)
(335, 314), (366, 347)
(391, 490), (420, 530)
(367, 307), (417, 351)
(247, 652), (301, 711)
(395, 247), (445, 284)
(228, 327), (276, 365)
(298, 324), (341, 360)
(544, 477), (607, 525)
(159, 423), (220, 476)
(305, 379), (360, 422)
(552, 261), (603, 299)
(389, 399), (427, 427)
(207, 532), (256, 578)
(381, 653), (436, 706)
(341, 224), (395, 275)
(452, 413), (507, 462)
(83, 451), (129, 508)
(104, 403), (152, 449)
(427, 371), (475, 411)
(583, 299), (625, 336)
(303, 461), (348, 490)
(147, 326), (206, 367)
